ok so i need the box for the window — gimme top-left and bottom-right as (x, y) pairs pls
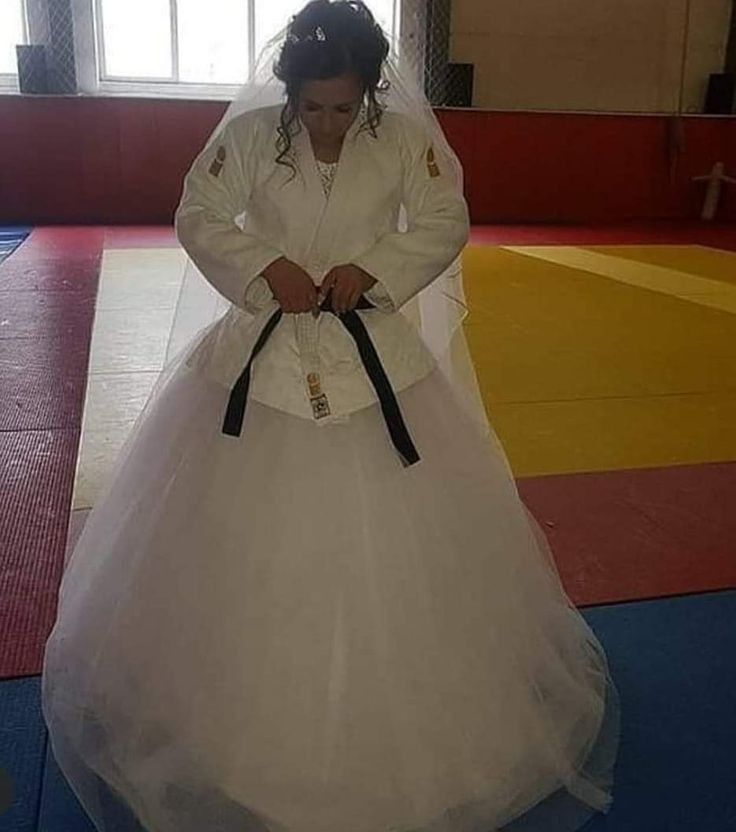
(0, 0), (28, 88)
(94, 0), (398, 95)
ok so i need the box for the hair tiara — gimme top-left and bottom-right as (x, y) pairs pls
(287, 25), (327, 44)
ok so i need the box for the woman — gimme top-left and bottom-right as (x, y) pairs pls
(41, 2), (620, 831)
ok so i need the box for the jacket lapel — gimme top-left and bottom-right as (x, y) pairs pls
(292, 113), (366, 271)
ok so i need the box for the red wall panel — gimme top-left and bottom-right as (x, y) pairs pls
(0, 95), (734, 224)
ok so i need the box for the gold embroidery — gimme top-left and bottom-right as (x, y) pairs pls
(426, 146), (440, 178)
(209, 145), (226, 177)
(307, 372), (322, 396)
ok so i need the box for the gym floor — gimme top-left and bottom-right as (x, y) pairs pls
(1, 221), (735, 830)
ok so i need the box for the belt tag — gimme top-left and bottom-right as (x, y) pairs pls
(310, 392), (331, 419)
(307, 372), (331, 419)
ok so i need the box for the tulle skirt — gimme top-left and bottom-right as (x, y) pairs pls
(41, 346), (620, 832)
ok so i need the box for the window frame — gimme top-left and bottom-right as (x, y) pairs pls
(0, 0), (29, 92)
(4, 0), (402, 99)
(90, 0), (398, 98)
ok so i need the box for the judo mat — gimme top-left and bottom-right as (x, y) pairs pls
(459, 242), (736, 605)
(0, 230), (102, 680)
(0, 227), (31, 264)
(2, 588), (734, 831)
(1, 224), (735, 830)
(2, 228), (736, 677)
(461, 243), (736, 478)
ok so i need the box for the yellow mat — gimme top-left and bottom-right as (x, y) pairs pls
(462, 245), (736, 477)
(503, 245), (736, 315)
(583, 244), (736, 286)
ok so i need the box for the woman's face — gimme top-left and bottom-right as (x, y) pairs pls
(297, 74), (364, 146)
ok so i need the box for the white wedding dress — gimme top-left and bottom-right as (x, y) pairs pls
(41, 305), (620, 832)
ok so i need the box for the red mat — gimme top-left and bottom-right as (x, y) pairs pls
(519, 461), (736, 607)
(0, 228), (101, 679)
(0, 430), (81, 677)
(103, 225), (177, 248)
(9, 226), (104, 261)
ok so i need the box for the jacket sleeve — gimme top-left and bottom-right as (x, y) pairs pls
(174, 116), (282, 309)
(353, 115), (470, 312)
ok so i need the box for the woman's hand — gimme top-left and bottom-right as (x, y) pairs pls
(319, 264), (377, 314)
(262, 257), (318, 314)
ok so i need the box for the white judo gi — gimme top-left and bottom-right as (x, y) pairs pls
(175, 104), (470, 421)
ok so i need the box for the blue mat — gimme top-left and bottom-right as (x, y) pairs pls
(0, 228), (31, 265)
(2, 589), (735, 831)
(581, 589), (736, 830)
(0, 676), (47, 832)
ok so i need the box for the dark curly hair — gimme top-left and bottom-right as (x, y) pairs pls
(272, 0), (390, 175)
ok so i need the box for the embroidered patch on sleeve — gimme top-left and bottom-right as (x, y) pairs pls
(426, 146), (440, 178)
(209, 145), (227, 177)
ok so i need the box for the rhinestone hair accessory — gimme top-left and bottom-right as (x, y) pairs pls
(287, 25), (327, 44)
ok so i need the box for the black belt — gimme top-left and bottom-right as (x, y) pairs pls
(222, 294), (420, 468)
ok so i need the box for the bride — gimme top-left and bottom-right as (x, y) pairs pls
(41, 2), (620, 830)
